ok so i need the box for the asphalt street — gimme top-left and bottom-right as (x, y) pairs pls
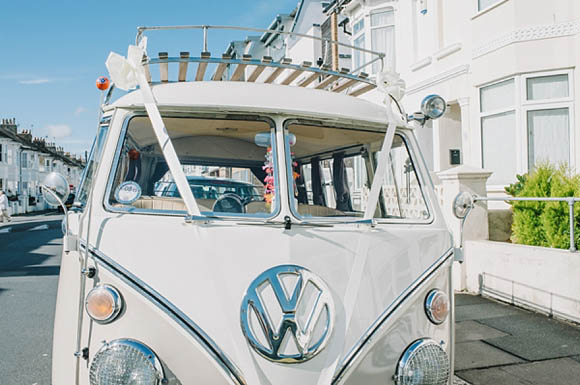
(0, 215), (63, 385)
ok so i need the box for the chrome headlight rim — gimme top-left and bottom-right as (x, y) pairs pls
(90, 338), (165, 385)
(394, 338), (450, 385)
(85, 284), (123, 324)
(424, 289), (449, 325)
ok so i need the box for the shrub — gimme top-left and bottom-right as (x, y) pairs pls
(505, 163), (580, 250)
(542, 168), (580, 249)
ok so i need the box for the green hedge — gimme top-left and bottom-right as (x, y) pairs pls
(505, 164), (580, 250)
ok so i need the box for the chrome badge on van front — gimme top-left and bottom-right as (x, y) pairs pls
(240, 265), (334, 364)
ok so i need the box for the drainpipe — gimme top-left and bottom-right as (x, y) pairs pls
(330, 11), (339, 71)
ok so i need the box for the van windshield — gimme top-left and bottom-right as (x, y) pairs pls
(107, 116), (278, 218)
(286, 122), (430, 221)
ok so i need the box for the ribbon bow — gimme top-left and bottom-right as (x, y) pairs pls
(105, 37), (148, 91)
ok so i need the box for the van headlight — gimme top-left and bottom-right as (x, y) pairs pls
(89, 339), (165, 385)
(394, 339), (450, 385)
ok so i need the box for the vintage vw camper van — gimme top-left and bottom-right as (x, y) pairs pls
(47, 26), (458, 385)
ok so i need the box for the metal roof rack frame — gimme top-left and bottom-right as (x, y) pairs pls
(130, 25), (386, 98)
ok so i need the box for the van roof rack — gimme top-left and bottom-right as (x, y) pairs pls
(134, 25), (384, 98)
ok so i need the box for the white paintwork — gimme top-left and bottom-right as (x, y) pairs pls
(464, 240), (580, 323)
(108, 81), (390, 127)
(53, 74), (454, 384)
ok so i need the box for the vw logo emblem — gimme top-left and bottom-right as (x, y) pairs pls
(240, 265), (335, 364)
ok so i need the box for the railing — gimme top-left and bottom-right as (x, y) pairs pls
(479, 272), (580, 324)
(135, 25), (386, 75)
(473, 196), (580, 252)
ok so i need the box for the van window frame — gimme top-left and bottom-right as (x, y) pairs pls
(283, 118), (434, 225)
(102, 112), (281, 220)
(74, 116), (111, 209)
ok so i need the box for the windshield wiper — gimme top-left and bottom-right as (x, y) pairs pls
(239, 216), (334, 229)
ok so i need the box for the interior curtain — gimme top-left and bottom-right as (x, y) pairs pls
(311, 157), (326, 207)
(332, 153), (353, 212)
(527, 75), (569, 100)
(371, 26), (395, 72)
(481, 111), (517, 185)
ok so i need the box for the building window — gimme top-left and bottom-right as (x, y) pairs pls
(352, 18), (366, 71)
(524, 73), (572, 169)
(480, 79), (517, 185)
(370, 9), (395, 73)
(480, 71), (574, 186)
(478, 0), (502, 12)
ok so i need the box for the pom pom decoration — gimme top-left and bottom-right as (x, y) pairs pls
(96, 76), (110, 91)
(263, 147), (275, 206)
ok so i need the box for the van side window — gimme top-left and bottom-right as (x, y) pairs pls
(75, 119), (110, 207)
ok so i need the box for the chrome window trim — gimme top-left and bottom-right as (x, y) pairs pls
(90, 338), (166, 385)
(102, 112), (281, 221)
(75, 116), (112, 208)
(332, 248), (453, 384)
(282, 119), (434, 225)
(84, 244), (246, 385)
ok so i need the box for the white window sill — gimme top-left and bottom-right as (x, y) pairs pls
(471, 0), (509, 20)
(410, 57), (432, 72)
(434, 43), (462, 60)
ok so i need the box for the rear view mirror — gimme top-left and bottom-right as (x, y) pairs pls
(41, 172), (70, 209)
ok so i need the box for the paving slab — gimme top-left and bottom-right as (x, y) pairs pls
(455, 341), (524, 371)
(456, 320), (509, 343)
(478, 313), (580, 360)
(455, 302), (521, 322)
(457, 358), (580, 385)
(455, 294), (492, 306)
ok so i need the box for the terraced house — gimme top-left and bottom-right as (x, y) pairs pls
(0, 118), (84, 214)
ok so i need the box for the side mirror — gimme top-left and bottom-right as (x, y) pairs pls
(41, 172), (70, 210)
(452, 192), (474, 263)
(453, 191), (474, 219)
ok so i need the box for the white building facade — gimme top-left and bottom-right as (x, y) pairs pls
(242, 0), (579, 195)
(0, 118), (84, 214)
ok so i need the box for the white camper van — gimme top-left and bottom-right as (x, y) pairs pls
(45, 26), (463, 385)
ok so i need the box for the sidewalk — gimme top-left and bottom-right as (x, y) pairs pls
(454, 293), (580, 385)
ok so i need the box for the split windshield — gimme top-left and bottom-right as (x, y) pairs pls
(106, 115), (429, 221)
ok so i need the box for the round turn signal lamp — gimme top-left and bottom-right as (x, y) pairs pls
(425, 289), (449, 325)
(85, 285), (123, 324)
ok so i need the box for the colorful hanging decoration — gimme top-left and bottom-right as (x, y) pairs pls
(96, 76), (110, 90)
(263, 147), (275, 206)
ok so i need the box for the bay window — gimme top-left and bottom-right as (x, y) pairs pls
(479, 71), (574, 186)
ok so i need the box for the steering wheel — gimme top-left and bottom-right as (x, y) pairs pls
(212, 193), (246, 214)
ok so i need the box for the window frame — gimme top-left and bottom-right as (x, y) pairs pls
(283, 118), (434, 225)
(369, 7), (396, 73)
(478, 69), (575, 189)
(103, 112), (281, 220)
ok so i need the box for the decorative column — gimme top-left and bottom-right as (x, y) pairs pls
(457, 97), (472, 167)
(438, 165), (492, 290)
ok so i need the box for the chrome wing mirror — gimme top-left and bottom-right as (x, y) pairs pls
(452, 191), (474, 263)
(41, 172), (77, 252)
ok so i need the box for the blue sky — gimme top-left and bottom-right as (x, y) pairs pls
(0, 0), (299, 157)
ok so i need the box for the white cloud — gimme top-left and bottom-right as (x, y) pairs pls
(47, 124), (72, 139)
(19, 78), (54, 85)
(74, 106), (87, 116)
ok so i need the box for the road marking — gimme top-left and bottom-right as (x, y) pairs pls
(29, 224), (49, 231)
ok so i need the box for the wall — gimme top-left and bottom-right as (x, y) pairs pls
(464, 240), (580, 323)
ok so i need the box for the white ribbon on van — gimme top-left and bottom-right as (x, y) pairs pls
(105, 40), (201, 217)
(316, 71), (406, 385)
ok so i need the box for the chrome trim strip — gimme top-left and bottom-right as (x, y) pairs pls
(85, 245), (246, 385)
(332, 248), (454, 384)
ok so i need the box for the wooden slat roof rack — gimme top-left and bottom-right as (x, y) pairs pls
(132, 25), (386, 98)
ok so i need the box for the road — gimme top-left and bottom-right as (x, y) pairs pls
(0, 215), (63, 385)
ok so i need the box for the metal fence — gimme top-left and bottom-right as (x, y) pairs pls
(473, 196), (580, 252)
